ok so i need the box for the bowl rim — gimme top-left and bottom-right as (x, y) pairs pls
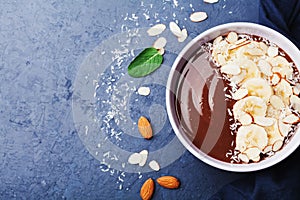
(166, 22), (300, 172)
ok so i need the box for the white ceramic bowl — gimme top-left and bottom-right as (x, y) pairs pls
(166, 22), (300, 172)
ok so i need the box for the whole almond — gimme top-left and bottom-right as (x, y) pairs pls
(140, 178), (155, 200)
(156, 176), (180, 189)
(138, 116), (153, 139)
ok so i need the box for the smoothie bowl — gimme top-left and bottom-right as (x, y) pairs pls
(166, 22), (300, 172)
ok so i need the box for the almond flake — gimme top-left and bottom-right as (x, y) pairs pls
(153, 37), (167, 49)
(158, 48), (165, 55)
(293, 84), (300, 95)
(128, 153), (142, 165)
(149, 160), (160, 171)
(290, 95), (300, 112)
(213, 36), (223, 46)
(189, 12), (208, 22)
(245, 47), (264, 56)
(178, 28), (188, 43)
(244, 147), (261, 161)
(217, 54), (226, 66)
(238, 153), (249, 163)
(220, 64), (241, 75)
(283, 114), (299, 124)
(139, 150), (148, 167)
(138, 86), (151, 96)
(229, 41), (251, 50)
(270, 95), (285, 110)
(169, 21), (182, 37)
(204, 0), (219, 3)
(270, 73), (281, 86)
(254, 116), (274, 127)
(226, 32), (238, 44)
(257, 60), (272, 76)
(278, 119), (291, 137)
(147, 24), (166, 36)
(272, 140), (283, 152)
(267, 46), (278, 57)
(262, 145), (272, 154)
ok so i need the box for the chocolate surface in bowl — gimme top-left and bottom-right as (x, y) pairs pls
(166, 22), (300, 171)
(173, 46), (234, 163)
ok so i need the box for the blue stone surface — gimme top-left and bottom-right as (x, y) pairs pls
(0, 0), (259, 199)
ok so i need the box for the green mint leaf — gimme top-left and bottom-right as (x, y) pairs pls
(128, 47), (163, 78)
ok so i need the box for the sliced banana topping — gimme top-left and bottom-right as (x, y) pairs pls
(233, 96), (267, 122)
(242, 78), (273, 102)
(236, 124), (268, 153)
(211, 31), (300, 163)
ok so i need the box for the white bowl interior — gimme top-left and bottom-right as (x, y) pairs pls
(166, 22), (300, 172)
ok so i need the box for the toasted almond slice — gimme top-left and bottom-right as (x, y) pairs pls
(235, 38), (247, 45)
(245, 47), (264, 56)
(254, 116), (274, 127)
(278, 119), (291, 137)
(257, 60), (272, 76)
(190, 12), (208, 22)
(153, 37), (167, 49)
(238, 153), (249, 163)
(158, 47), (165, 55)
(239, 113), (253, 125)
(270, 72), (281, 86)
(290, 95), (300, 113)
(213, 36), (223, 46)
(220, 64), (241, 75)
(244, 147), (261, 160)
(252, 155), (261, 162)
(270, 95), (285, 110)
(169, 21), (182, 37)
(178, 28), (188, 43)
(138, 86), (151, 96)
(204, 0), (219, 3)
(232, 88), (248, 100)
(149, 160), (160, 171)
(229, 40), (251, 50)
(262, 145), (272, 154)
(272, 139), (283, 152)
(226, 32), (238, 44)
(259, 42), (268, 53)
(267, 46), (278, 57)
(293, 84), (300, 95)
(139, 150), (148, 167)
(283, 114), (300, 124)
(147, 24), (166, 36)
(128, 153), (142, 165)
(217, 54), (226, 66)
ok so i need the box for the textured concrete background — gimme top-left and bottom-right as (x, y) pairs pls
(0, 0), (258, 199)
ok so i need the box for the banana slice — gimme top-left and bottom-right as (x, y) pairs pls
(231, 88), (248, 100)
(242, 78), (273, 102)
(235, 124), (268, 152)
(233, 96), (267, 122)
(274, 79), (293, 105)
(264, 120), (284, 146)
(239, 58), (261, 83)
